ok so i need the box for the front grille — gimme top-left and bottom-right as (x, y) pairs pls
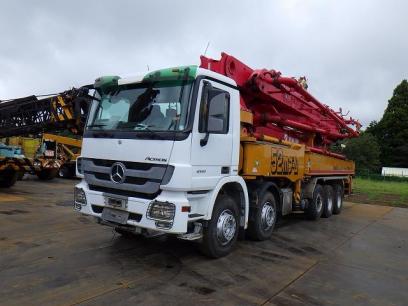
(89, 184), (159, 199)
(92, 159), (152, 171)
(82, 158), (173, 199)
(89, 171), (155, 185)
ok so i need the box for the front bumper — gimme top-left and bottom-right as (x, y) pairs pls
(74, 181), (190, 234)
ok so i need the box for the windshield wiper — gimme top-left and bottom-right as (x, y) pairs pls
(134, 123), (164, 139)
(87, 123), (107, 128)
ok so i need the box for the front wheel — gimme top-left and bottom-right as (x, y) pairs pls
(247, 191), (277, 240)
(0, 170), (18, 188)
(199, 194), (239, 258)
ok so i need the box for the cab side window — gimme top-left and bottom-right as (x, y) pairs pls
(199, 82), (230, 134)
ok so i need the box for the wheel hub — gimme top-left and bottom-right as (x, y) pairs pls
(327, 197), (333, 211)
(261, 202), (275, 230)
(216, 209), (236, 246)
(337, 193), (342, 208)
(316, 195), (323, 212)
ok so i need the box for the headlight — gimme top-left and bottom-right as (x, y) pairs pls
(76, 158), (83, 175)
(74, 187), (87, 206)
(147, 201), (175, 221)
(33, 161), (42, 168)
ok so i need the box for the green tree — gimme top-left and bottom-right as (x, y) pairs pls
(367, 80), (408, 167)
(342, 133), (381, 174)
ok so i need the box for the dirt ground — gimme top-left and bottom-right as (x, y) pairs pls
(1, 177), (407, 306)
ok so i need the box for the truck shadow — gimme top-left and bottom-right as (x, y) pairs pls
(276, 212), (310, 230)
(108, 212), (316, 262)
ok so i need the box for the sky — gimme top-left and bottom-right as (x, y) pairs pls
(0, 0), (407, 128)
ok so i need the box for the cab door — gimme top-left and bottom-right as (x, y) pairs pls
(190, 79), (234, 189)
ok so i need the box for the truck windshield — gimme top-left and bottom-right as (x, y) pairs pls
(87, 80), (193, 132)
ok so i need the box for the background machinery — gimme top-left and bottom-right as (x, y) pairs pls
(0, 87), (91, 187)
(42, 133), (83, 178)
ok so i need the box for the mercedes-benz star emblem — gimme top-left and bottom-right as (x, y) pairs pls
(110, 162), (126, 184)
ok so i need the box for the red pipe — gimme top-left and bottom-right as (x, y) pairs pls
(200, 52), (361, 143)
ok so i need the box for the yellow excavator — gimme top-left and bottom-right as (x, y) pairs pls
(41, 133), (82, 178)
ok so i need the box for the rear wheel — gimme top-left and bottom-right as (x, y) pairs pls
(332, 184), (344, 215)
(200, 194), (239, 258)
(247, 191), (277, 240)
(306, 184), (324, 220)
(0, 170), (18, 188)
(322, 185), (334, 218)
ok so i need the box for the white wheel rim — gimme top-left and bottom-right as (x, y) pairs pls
(327, 196), (333, 212)
(316, 194), (323, 212)
(261, 201), (276, 231)
(337, 193), (342, 209)
(216, 209), (236, 246)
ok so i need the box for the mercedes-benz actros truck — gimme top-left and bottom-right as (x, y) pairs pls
(74, 53), (359, 258)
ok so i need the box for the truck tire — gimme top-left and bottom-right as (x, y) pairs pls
(37, 169), (58, 180)
(58, 165), (70, 178)
(247, 191), (277, 241)
(306, 184), (324, 220)
(59, 164), (76, 179)
(199, 194), (239, 258)
(322, 185), (334, 218)
(0, 170), (18, 188)
(332, 184), (344, 215)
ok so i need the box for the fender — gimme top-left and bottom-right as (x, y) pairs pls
(205, 175), (249, 229)
(247, 180), (283, 214)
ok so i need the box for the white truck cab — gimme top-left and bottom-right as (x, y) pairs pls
(74, 66), (249, 257)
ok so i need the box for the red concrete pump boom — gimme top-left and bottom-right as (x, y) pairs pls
(200, 52), (360, 154)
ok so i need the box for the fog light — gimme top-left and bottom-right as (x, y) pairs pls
(147, 201), (175, 221)
(74, 187), (87, 206)
(155, 221), (173, 229)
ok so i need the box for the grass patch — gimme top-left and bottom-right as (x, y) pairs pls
(349, 177), (408, 208)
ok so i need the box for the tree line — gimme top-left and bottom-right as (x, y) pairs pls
(333, 80), (408, 174)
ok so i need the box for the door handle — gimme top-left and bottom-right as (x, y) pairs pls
(221, 167), (230, 174)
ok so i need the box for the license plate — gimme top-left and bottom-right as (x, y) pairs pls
(102, 208), (129, 225)
(104, 196), (127, 209)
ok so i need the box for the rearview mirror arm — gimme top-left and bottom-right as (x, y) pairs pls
(200, 132), (210, 146)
